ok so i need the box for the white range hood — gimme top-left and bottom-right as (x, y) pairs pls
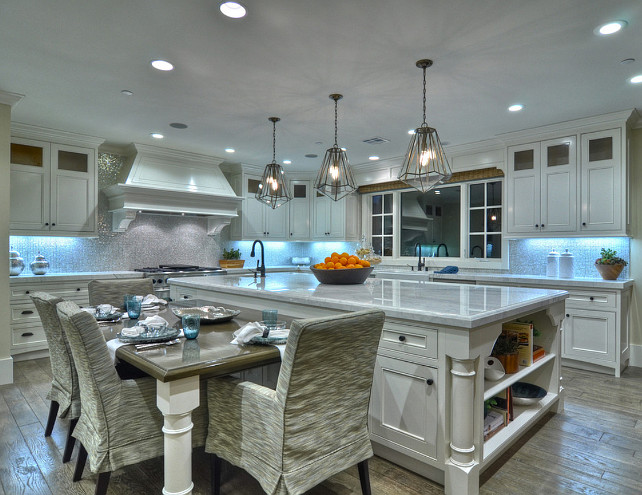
(103, 143), (242, 234)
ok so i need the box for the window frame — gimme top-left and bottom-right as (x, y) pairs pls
(361, 178), (507, 269)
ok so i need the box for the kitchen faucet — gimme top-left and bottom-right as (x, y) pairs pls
(415, 243), (425, 271)
(250, 240), (266, 277)
(436, 243), (449, 257)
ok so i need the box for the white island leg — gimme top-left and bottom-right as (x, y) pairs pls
(156, 376), (200, 495)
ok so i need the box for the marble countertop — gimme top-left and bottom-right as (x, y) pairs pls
(9, 271), (143, 283)
(170, 272), (567, 329)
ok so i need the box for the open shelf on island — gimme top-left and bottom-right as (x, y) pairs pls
(484, 353), (556, 400)
(482, 391), (559, 466)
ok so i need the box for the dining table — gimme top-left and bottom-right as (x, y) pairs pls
(98, 300), (284, 495)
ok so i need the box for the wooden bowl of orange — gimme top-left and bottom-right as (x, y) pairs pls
(310, 252), (375, 285)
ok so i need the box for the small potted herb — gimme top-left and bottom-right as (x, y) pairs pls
(595, 248), (627, 280)
(219, 248), (245, 269)
(491, 332), (520, 374)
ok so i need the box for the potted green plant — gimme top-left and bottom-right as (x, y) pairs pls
(219, 248), (245, 269)
(595, 248), (627, 280)
(492, 332), (520, 374)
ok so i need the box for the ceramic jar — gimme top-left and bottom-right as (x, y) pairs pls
(546, 249), (560, 277)
(559, 249), (574, 279)
(30, 253), (50, 275)
(9, 248), (25, 276)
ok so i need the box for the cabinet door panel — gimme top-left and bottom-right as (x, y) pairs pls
(563, 310), (616, 363)
(53, 175), (94, 232)
(264, 204), (288, 239)
(243, 196), (266, 238)
(10, 169), (49, 229)
(370, 356), (438, 459)
(541, 136), (576, 232)
(509, 175), (539, 232)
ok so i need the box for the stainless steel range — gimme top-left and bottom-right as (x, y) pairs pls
(134, 264), (226, 300)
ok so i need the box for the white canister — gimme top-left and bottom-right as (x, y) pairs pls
(559, 249), (574, 278)
(546, 249), (560, 277)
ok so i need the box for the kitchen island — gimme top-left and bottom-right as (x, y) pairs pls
(170, 272), (567, 495)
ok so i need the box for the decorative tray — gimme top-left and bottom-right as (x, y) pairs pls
(171, 306), (241, 323)
(117, 327), (181, 344)
(96, 312), (123, 322)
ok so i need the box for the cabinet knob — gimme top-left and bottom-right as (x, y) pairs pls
(51, 223), (56, 226)
(426, 379), (434, 386)
(566, 314), (570, 317)
(21, 310), (34, 315)
(25, 290), (30, 294)
(398, 335), (406, 342)
(541, 224), (545, 228)
(582, 222), (586, 226)
(21, 332), (34, 337)
(44, 222), (49, 226)
(76, 288), (81, 291)
(589, 296), (594, 301)
(182, 295), (189, 299)
(534, 224), (539, 228)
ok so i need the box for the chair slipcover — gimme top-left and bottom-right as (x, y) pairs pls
(87, 278), (154, 308)
(56, 300), (208, 474)
(31, 292), (81, 420)
(205, 309), (385, 495)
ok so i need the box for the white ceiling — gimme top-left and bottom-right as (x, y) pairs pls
(1, 0), (641, 172)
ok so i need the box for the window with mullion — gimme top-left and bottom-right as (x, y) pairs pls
(371, 193), (393, 256)
(468, 181), (502, 258)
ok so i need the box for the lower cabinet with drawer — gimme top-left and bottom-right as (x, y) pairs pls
(562, 288), (630, 377)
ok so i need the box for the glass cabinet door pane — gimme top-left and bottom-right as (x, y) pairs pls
(383, 237), (393, 256)
(469, 183), (484, 207)
(372, 237), (382, 256)
(588, 137), (613, 161)
(383, 193), (392, 213)
(293, 184), (307, 198)
(487, 208), (501, 232)
(248, 178), (261, 194)
(513, 149), (534, 171)
(486, 181), (501, 206)
(469, 210), (484, 232)
(57, 150), (88, 172)
(11, 143), (43, 167)
(384, 216), (393, 235)
(487, 234), (502, 258)
(372, 216), (382, 235)
(546, 143), (570, 167)
(469, 235), (484, 258)
(372, 195), (382, 214)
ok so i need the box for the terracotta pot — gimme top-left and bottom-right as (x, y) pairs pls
(219, 259), (245, 269)
(495, 352), (520, 374)
(595, 263), (624, 280)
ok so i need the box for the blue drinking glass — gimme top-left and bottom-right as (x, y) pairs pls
(182, 314), (201, 339)
(126, 298), (142, 319)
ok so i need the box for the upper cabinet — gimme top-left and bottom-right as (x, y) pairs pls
(241, 175), (289, 240)
(312, 190), (360, 241)
(504, 110), (635, 237)
(10, 126), (101, 236)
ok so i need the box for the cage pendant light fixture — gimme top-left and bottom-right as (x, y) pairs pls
(314, 94), (357, 201)
(397, 59), (452, 193)
(256, 117), (291, 209)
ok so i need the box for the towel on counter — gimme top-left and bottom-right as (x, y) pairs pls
(434, 265), (459, 274)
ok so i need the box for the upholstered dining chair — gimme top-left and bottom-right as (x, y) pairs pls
(87, 278), (154, 308)
(205, 308), (386, 495)
(30, 292), (81, 464)
(56, 300), (208, 495)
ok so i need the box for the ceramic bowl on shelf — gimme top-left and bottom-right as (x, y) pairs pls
(484, 356), (505, 381)
(510, 382), (547, 405)
(309, 266), (374, 285)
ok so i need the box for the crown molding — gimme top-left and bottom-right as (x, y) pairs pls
(0, 90), (24, 107)
(11, 122), (104, 148)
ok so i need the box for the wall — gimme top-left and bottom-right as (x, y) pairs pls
(0, 102), (12, 384)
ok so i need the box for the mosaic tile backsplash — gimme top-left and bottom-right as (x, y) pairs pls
(9, 153), (356, 273)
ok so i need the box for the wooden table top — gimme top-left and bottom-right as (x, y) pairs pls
(99, 302), (281, 382)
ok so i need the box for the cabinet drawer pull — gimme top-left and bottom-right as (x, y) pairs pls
(77, 288), (81, 291)
(589, 296), (594, 301)
(398, 335), (406, 342)
(21, 310), (34, 315)
(21, 332), (34, 337)
(426, 379), (434, 386)
(52, 223), (56, 226)
(25, 290), (30, 294)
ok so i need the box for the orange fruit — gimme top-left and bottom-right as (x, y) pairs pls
(324, 256), (332, 263)
(335, 264), (346, 269)
(331, 255), (339, 263)
(347, 256), (358, 265)
(317, 265), (327, 270)
(339, 257), (348, 265)
(355, 263), (363, 268)
(341, 252), (350, 259)
(347, 263), (355, 269)
(331, 252), (340, 258)
(360, 260), (371, 267)
(325, 261), (335, 269)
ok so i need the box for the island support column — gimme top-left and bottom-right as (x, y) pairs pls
(157, 376), (200, 495)
(445, 356), (479, 495)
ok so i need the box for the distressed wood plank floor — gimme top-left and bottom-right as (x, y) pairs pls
(1, 359), (640, 494)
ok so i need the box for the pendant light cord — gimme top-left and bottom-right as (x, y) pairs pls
(422, 65), (427, 125)
(272, 119), (277, 163)
(334, 97), (339, 147)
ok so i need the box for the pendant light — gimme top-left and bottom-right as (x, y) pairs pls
(397, 59), (452, 192)
(314, 94), (357, 201)
(256, 117), (291, 209)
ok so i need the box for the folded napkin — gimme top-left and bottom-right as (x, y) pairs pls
(121, 315), (170, 337)
(231, 322), (289, 359)
(106, 338), (128, 364)
(143, 294), (167, 306)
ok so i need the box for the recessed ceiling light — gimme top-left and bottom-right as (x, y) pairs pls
(121, 89), (133, 96)
(283, 160), (292, 165)
(631, 75), (642, 84)
(225, 148), (235, 153)
(219, 2), (246, 18)
(369, 156), (380, 161)
(434, 190), (441, 195)
(150, 60), (174, 71)
(508, 104), (524, 112)
(169, 122), (188, 129)
(620, 58), (636, 65)
(150, 133), (164, 139)
(595, 20), (627, 36)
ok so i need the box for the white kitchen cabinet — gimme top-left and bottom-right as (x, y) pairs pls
(312, 191), (360, 240)
(507, 136), (576, 234)
(288, 180), (311, 240)
(370, 355), (438, 460)
(242, 175), (288, 240)
(579, 128), (622, 233)
(10, 135), (98, 236)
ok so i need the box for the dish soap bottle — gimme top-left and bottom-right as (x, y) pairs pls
(546, 249), (560, 277)
(559, 249), (574, 278)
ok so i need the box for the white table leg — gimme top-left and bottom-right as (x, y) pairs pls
(156, 376), (200, 495)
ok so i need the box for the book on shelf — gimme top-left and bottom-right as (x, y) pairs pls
(502, 321), (533, 367)
(483, 409), (505, 441)
(533, 344), (545, 362)
(491, 387), (513, 422)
